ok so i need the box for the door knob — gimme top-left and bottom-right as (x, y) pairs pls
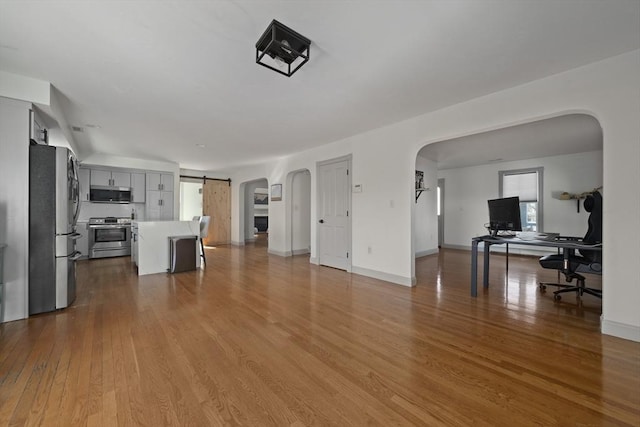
(319, 219), (324, 223)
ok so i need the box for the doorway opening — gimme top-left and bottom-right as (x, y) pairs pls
(287, 169), (311, 257)
(179, 180), (203, 220)
(242, 178), (269, 249)
(412, 113), (603, 293)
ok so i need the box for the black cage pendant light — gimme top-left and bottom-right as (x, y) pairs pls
(256, 20), (311, 77)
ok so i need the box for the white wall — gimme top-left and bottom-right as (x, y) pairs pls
(438, 150), (603, 253)
(291, 170), (311, 254)
(414, 156), (438, 257)
(215, 50), (639, 341)
(0, 97), (31, 322)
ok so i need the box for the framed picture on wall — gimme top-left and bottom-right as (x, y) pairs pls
(415, 170), (425, 189)
(254, 189), (268, 205)
(271, 184), (282, 201)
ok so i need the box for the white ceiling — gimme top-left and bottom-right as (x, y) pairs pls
(1, 1), (638, 171)
(419, 114), (603, 170)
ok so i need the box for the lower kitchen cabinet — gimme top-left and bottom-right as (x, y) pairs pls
(146, 191), (173, 220)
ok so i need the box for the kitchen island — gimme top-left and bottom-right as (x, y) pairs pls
(132, 220), (200, 275)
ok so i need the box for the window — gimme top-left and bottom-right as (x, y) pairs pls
(499, 167), (543, 232)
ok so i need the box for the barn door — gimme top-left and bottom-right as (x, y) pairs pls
(203, 180), (231, 245)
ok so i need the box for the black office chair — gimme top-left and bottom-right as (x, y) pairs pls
(538, 191), (602, 301)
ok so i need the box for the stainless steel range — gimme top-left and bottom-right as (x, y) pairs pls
(88, 217), (132, 258)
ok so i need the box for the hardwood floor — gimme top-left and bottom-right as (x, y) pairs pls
(1, 243), (639, 426)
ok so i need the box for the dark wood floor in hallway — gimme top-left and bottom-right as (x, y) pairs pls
(1, 243), (639, 426)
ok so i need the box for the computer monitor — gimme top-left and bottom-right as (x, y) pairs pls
(487, 196), (522, 236)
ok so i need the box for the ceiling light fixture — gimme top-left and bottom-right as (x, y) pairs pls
(256, 19), (311, 77)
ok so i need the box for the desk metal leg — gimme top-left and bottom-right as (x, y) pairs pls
(483, 242), (490, 289)
(505, 243), (509, 274)
(471, 240), (478, 297)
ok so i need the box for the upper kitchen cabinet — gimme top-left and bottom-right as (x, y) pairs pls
(91, 169), (131, 187)
(146, 172), (173, 191)
(78, 167), (90, 202)
(112, 171), (131, 187)
(131, 173), (145, 203)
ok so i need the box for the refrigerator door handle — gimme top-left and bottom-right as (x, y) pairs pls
(70, 233), (82, 239)
(72, 158), (81, 225)
(70, 251), (82, 261)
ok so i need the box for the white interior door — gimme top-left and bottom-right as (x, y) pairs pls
(318, 158), (350, 270)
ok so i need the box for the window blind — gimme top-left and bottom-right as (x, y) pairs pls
(502, 172), (538, 202)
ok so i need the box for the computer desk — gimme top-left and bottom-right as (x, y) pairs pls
(470, 234), (602, 297)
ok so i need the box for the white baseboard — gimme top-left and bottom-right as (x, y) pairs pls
(267, 248), (289, 257)
(269, 248), (310, 258)
(231, 240), (245, 246)
(441, 243), (471, 251)
(601, 317), (640, 342)
(415, 248), (439, 258)
(351, 266), (415, 287)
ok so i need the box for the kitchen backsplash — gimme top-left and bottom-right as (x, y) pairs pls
(78, 202), (145, 221)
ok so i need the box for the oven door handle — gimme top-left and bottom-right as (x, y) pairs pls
(89, 224), (131, 229)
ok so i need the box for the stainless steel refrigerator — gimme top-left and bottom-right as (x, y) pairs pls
(29, 145), (81, 315)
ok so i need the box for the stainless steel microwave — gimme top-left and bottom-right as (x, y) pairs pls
(89, 186), (132, 203)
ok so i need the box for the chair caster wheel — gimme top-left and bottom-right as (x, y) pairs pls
(553, 294), (561, 301)
(539, 284), (546, 292)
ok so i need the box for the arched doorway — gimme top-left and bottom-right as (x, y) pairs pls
(241, 178), (269, 248)
(412, 113), (603, 283)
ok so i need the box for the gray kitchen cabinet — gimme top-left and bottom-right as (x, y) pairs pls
(76, 221), (89, 259)
(90, 169), (111, 186)
(161, 193), (174, 220)
(146, 172), (173, 191)
(91, 169), (131, 187)
(111, 171), (131, 187)
(131, 172), (146, 203)
(78, 167), (90, 201)
(146, 190), (173, 220)
(146, 172), (174, 220)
